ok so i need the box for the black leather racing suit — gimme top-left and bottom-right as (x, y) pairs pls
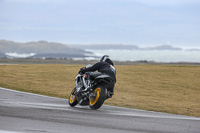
(82, 59), (116, 94)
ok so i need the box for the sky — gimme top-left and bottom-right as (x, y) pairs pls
(0, 0), (200, 48)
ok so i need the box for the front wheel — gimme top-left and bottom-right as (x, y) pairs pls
(69, 88), (78, 107)
(89, 86), (105, 110)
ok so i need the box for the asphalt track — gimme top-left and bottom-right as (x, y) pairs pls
(0, 87), (200, 133)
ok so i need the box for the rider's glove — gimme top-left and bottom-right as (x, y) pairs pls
(79, 67), (86, 73)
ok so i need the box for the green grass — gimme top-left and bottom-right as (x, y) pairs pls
(0, 64), (200, 117)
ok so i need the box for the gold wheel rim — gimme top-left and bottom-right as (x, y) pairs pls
(69, 89), (77, 103)
(90, 88), (101, 105)
(69, 94), (76, 103)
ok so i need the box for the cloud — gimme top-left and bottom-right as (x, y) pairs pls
(3, 0), (68, 3)
(3, 0), (200, 6)
(1, 0), (200, 46)
(133, 0), (200, 6)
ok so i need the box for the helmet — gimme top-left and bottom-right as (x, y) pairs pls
(100, 55), (109, 62)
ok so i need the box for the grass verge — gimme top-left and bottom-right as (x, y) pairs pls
(0, 64), (200, 117)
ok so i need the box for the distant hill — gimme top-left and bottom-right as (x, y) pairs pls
(0, 40), (92, 59)
(0, 52), (6, 58)
(143, 45), (182, 50)
(186, 49), (200, 51)
(70, 44), (139, 50)
(69, 44), (183, 50)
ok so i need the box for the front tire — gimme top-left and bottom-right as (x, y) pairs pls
(89, 86), (105, 110)
(69, 88), (78, 107)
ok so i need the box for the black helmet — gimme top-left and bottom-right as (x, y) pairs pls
(100, 55), (109, 62)
(100, 55), (114, 66)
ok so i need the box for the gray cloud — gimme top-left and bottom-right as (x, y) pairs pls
(0, 0), (200, 48)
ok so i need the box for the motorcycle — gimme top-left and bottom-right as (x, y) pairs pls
(69, 65), (114, 110)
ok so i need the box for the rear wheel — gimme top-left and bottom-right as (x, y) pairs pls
(69, 88), (78, 107)
(89, 86), (105, 110)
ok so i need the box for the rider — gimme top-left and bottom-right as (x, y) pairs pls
(80, 55), (116, 98)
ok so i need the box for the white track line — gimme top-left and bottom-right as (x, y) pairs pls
(1, 87), (200, 121)
(0, 87), (66, 101)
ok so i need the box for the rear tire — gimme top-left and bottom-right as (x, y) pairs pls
(89, 86), (105, 110)
(69, 88), (78, 107)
